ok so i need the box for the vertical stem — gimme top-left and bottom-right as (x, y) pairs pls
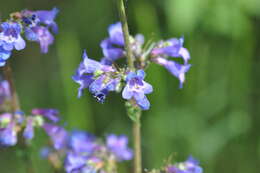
(118, 0), (134, 70)
(117, 1), (142, 173)
(133, 113), (142, 173)
(3, 62), (34, 173)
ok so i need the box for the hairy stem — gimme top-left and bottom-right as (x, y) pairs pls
(3, 63), (34, 173)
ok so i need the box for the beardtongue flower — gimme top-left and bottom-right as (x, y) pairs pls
(65, 152), (90, 173)
(122, 70), (153, 110)
(0, 122), (17, 146)
(106, 134), (133, 161)
(100, 22), (125, 65)
(43, 123), (68, 150)
(166, 156), (203, 173)
(0, 22), (26, 51)
(31, 108), (60, 123)
(69, 131), (97, 154)
(35, 7), (59, 33)
(73, 50), (116, 102)
(152, 37), (190, 64)
(25, 26), (54, 53)
(0, 22), (26, 66)
(89, 75), (121, 103)
(154, 57), (191, 88)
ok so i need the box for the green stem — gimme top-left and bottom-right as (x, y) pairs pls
(133, 112), (142, 173)
(117, 1), (143, 172)
(118, 0), (134, 70)
(3, 63), (34, 173)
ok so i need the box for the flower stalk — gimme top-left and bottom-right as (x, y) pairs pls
(117, 0), (142, 173)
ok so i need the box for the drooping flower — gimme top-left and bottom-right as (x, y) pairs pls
(21, 8), (58, 53)
(0, 122), (17, 146)
(152, 37), (190, 64)
(73, 50), (118, 103)
(43, 123), (68, 150)
(25, 26), (54, 53)
(32, 108), (60, 123)
(100, 22), (125, 65)
(35, 7), (59, 33)
(106, 134), (133, 161)
(166, 156), (203, 173)
(89, 75), (120, 103)
(64, 152), (89, 173)
(69, 131), (97, 154)
(153, 57), (191, 88)
(122, 70), (153, 110)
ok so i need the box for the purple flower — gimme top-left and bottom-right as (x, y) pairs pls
(0, 46), (11, 67)
(0, 22), (26, 52)
(43, 123), (68, 150)
(106, 134), (133, 161)
(25, 26), (54, 53)
(152, 37), (190, 64)
(0, 22), (25, 66)
(122, 70), (153, 110)
(69, 131), (97, 154)
(108, 22), (124, 46)
(23, 118), (34, 140)
(100, 22), (125, 65)
(154, 57), (191, 88)
(65, 152), (87, 173)
(0, 122), (17, 146)
(32, 108), (60, 123)
(73, 50), (116, 102)
(89, 75), (120, 103)
(35, 7), (59, 33)
(166, 156), (203, 173)
(100, 38), (124, 65)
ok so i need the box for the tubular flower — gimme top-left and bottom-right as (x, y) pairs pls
(152, 37), (190, 64)
(73, 50), (120, 103)
(0, 22), (25, 66)
(122, 70), (153, 110)
(106, 134), (133, 161)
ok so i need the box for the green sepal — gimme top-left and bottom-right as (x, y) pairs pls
(125, 101), (141, 123)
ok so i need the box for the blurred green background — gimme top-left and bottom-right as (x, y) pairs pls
(0, 0), (260, 172)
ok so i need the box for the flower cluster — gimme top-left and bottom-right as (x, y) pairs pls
(0, 8), (58, 66)
(41, 131), (133, 173)
(148, 156), (203, 173)
(0, 108), (62, 147)
(166, 156), (203, 173)
(73, 22), (191, 110)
